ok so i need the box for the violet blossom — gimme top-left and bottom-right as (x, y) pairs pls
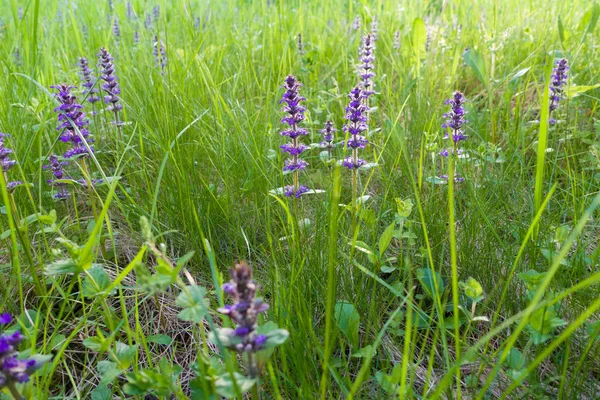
(0, 133), (22, 190)
(51, 84), (93, 158)
(79, 57), (100, 105)
(440, 91), (468, 182)
(549, 58), (569, 125)
(342, 86), (369, 170)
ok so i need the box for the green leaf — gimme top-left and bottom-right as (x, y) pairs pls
(526, 305), (566, 344)
(176, 285), (209, 323)
(378, 223), (396, 256)
(505, 348), (526, 370)
(460, 277), (484, 302)
(44, 259), (81, 275)
(352, 344), (376, 358)
(113, 342), (139, 368)
(464, 49), (488, 86)
(208, 327), (242, 349)
(215, 372), (256, 398)
(566, 84), (600, 99)
(558, 16), (567, 44)
(261, 329), (289, 349)
(97, 360), (122, 385)
(334, 301), (360, 348)
(82, 264), (113, 298)
(411, 17), (427, 58)
(176, 251), (195, 269)
(416, 268), (445, 299)
(518, 270), (547, 291)
(91, 385), (112, 400)
(147, 334), (173, 345)
(578, 3), (600, 34)
(83, 336), (109, 353)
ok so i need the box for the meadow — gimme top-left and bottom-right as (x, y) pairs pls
(1, 0), (600, 398)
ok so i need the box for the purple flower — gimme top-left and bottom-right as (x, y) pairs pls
(279, 75), (310, 197)
(145, 13), (152, 29)
(153, 5), (160, 21)
(440, 91), (468, 182)
(0, 314), (11, 325)
(153, 35), (167, 73)
(393, 30), (401, 50)
(112, 18), (121, 44)
(79, 58), (100, 104)
(127, 1), (134, 19)
(0, 133), (24, 191)
(98, 48), (123, 116)
(284, 185), (309, 198)
(359, 34), (376, 100)
(218, 261), (271, 353)
(320, 120), (336, 150)
(253, 334), (267, 348)
(133, 30), (140, 46)
(352, 16), (361, 31)
(343, 86), (369, 170)
(51, 84), (93, 158)
(549, 58), (569, 124)
(44, 154), (70, 201)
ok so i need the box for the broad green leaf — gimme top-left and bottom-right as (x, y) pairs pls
(147, 334), (173, 345)
(82, 264), (113, 298)
(44, 259), (80, 275)
(460, 277), (484, 302)
(411, 17), (427, 58)
(83, 336), (109, 353)
(215, 372), (256, 399)
(352, 344), (376, 358)
(113, 342), (139, 368)
(464, 49), (488, 86)
(416, 268), (445, 299)
(97, 360), (122, 385)
(176, 285), (209, 323)
(378, 222), (396, 256)
(506, 348), (526, 370)
(566, 84), (600, 99)
(334, 301), (360, 348)
(261, 329), (289, 349)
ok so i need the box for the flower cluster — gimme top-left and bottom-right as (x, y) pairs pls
(359, 33), (376, 101)
(44, 154), (70, 200)
(0, 133), (22, 190)
(153, 35), (167, 73)
(98, 48), (123, 116)
(280, 75), (309, 197)
(320, 120), (336, 151)
(78, 57), (100, 105)
(112, 18), (121, 45)
(440, 91), (468, 182)
(0, 313), (49, 391)
(51, 84), (93, 159)
(217, 261), (269, 353)
(342, 86), (369, 169)
(352, 16), (361, 31)
(549, 58), (569, 125)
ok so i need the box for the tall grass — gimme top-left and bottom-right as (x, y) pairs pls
(1, 0), (600, 398)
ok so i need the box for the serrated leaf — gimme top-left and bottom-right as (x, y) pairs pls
(44, 259), (81, 275)
(176, 285), (209, 323)
(82, 264), (113, 298)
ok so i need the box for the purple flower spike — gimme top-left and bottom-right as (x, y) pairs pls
(359, 33), (376, 101)
(112, 18), (121, 45)
(0, 133), (24, 190)
(51, 84), (93, 158)
(98, 48), (124, 121)
(79, 58), (100, 105)
(44, 154), (70, 201)
(217, 261), (272, 353)
(343, 86), (369, 170)
(549, 58), (569, 125)
(320, 120), (336, 150)
(279, 75), (311, 197)
(153, 35), (167, 73)
(441, 91), (468, 182)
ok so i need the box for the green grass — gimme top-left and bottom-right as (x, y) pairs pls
(1, 0), (600, 398)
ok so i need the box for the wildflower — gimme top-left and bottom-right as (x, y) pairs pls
(342, 86), (369, 170)
(320, 120), (336, 151)
(127, 1), (134, 19)
(194, 16), (200, 29)
(153, 5), (160, 21)
(393, 30), (401, 50)
(112, 18), (121, 45)
(133, 30), (140, 46)
(352, 16), (361, 31)
(279, 75), (309, 197)
(549, 58), (569, 125)
(18, 7), (23, 21)
(98, 48), (123, 117)
(0, 133), (22, 190)
(145, 13), (152, 29)
(153, 35), (167, 72)
(44, 154), (70, 200)
(370, 17), (378, 41)
(78, 58), (100, 105)
(359, 33), (376, 102)
(0, 313), (50, 392)
(217, 261), (270, 354)
(297, 33), (303, 54)
(440, 91), (468, 182)
(51, 84), (93, 158)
